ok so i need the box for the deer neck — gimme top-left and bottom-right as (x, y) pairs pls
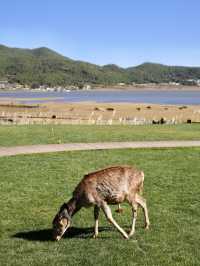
(65, 197), (81, 217)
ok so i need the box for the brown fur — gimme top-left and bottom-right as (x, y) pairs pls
(52, 165), (150, 240)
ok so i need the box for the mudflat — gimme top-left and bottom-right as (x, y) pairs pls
(0, 101), (200, 124)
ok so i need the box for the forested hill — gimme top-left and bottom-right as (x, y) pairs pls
(0, 44), (200, 87)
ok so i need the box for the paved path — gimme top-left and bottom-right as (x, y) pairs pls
(0, 141), (200, 157)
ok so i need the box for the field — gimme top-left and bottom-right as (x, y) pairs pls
(1, 124), (200, 146)
(0, 148), (200, 266)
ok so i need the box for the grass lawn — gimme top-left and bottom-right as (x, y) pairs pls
(0, 148), (200, 266)
(0, 124), (200, 146)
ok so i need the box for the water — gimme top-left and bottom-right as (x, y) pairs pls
(0, 89), (200, 105)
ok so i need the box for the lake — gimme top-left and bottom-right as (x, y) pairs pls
(0, 89), (200, 105)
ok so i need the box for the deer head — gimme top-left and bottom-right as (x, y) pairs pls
(52, 205), (71, 241)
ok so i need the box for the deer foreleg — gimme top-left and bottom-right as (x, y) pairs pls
(101, 202), (129, 239)
(93, 205), (100, 238)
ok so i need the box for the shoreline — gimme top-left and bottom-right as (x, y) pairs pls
(1, 84), (200, 92)
(92, 84), (200, 91)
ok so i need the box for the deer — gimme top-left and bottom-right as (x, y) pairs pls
(52, 165), (150, 240)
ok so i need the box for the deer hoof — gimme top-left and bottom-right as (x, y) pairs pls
(145, 224), (150, 230)
(123, 233), (129, 239)
(128, 231), (135, 238)
(115, 208), (123, 213)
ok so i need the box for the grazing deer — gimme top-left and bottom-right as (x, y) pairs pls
(52, 165), (150, 240)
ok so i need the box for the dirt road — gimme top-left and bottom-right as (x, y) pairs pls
(0, 140), (200, 157)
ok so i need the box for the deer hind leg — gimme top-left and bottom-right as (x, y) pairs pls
(101, 201), (129, 239)
(135, 194), (150, 229)
(93, 205), (100, 238)
(128, 202), (138, 237)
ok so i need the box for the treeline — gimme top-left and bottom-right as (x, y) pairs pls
(0, 44), (200, 87)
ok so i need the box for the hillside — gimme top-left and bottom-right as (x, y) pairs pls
(127, 63), (200, 84)
(0, 44), (200, 87)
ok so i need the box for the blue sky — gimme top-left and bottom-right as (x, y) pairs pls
(0, 0), (200, 67)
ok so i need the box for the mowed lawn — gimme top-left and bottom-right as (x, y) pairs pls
(0, 124), (200, 146)
(0, 148), (200, 266)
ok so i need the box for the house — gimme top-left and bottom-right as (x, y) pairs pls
(0, 80), (9, 89)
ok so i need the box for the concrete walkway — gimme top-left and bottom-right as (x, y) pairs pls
(0, 140), (200, 157)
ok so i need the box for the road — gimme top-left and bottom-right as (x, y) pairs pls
(0, 140), (200, 157)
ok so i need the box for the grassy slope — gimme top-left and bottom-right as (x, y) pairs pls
(0, 124), (200, 146)
(0, 148), (200, 266)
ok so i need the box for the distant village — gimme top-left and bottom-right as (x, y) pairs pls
(0, 80), (92, 91)
(0, 79), (200, 91)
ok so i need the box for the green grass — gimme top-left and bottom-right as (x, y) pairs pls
(1, 124), (200, 146)
(0, 148), (200, 266)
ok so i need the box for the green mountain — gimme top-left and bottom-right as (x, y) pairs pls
(127, 63), (200, 84)
(0, 44), (200, 87)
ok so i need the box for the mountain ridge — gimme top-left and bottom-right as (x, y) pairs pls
(0, 44), (200, 87)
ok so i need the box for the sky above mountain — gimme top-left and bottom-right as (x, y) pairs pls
(0, 0), (199, 67)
